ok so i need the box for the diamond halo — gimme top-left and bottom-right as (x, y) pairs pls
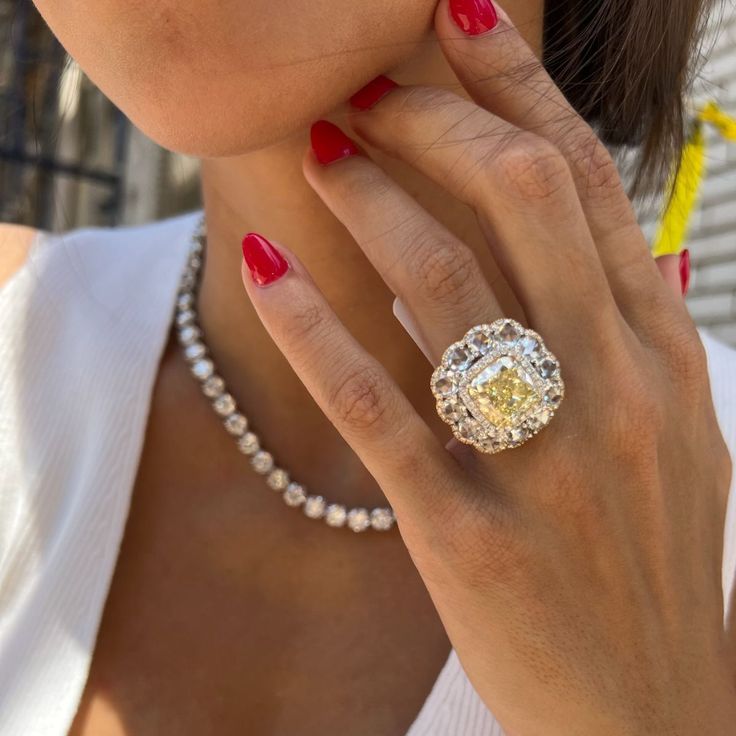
(431, 320), (564, 453)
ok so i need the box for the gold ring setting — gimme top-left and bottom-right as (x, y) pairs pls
(431, 319), (564, 454)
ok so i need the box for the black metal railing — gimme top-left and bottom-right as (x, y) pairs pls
(0, 0), (129, 228)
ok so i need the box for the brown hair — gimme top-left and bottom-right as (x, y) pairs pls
(544, 0), (714, 195)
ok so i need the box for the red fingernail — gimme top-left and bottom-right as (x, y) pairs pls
(449, 0), (499, 35)
(310, 121), (360, 165)
(242, 233), (289, 286)
(349, 75), (399, 110)
(679, 248), (690, 296)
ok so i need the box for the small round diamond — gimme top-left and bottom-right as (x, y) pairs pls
(456, 419), (477, 441)
(283, 482), (307, 507)
(524, 415), (543, 432)
(304, 495), (326, 519)
(176, 309), (195, 328)
(189, 255), (202, 271)
(532, 408), (552, 427)
(267, 468), (290, 490)
(468, 328), (492, 354)
(499, 321), (520, 344)
(203, 375), (225, 398)
(432, 370), (455, 397)
(370, 508), (394, 531)
(213, 393), (236, 416)
(482, 437), (503, 453)
(180, 271), (196, 290)
(178, 325), (200, 346)
(325, 504), (347, 527)
(347, 508), (371, 533)
(507, 427), (527, 445)
(538, 358), (558, 378)
(191, 358), (214, 381)
(520, 335), (540, 358)
(544, 387), (563, 407)
(440, 400), (466, 423)
(177, 292), (194, 310)
(184, 342), (206, 362)
(224, 413), (247, 436)
(238, 432), (259, 455)
(447, 345), (472, 370)
(251, 450), (274, 474)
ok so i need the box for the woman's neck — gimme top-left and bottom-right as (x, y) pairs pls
(194, 10), (541, 500)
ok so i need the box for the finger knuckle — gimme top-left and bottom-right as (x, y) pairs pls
(621, 371), (662, 422)
(330, 363), (392, 432)
(633, 304), (710, 396)
(714, 439), (733, 490)
(493, 135), (571, 202)
(360, 86), (468, 156)
(395, 84), (463, 116)
(603, 369), (663, 455)
(565, 132), (624, 202)
(438, 498), (525, 588)
(340, 165), (394, 204)
(413, 239), (479, 306)
(611, 251), (670, 310)
(663, 327), (708, 391)
(538, 465), (596, 519)
(280, 300), (329, 346)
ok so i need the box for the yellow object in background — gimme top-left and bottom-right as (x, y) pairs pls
(700, 101), (736, 140)
(651, 102), (736, 258)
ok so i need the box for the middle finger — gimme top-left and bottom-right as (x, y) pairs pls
(346, 86), (623, 349)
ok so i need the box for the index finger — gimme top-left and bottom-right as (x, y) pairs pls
(238, 234), (462, 527)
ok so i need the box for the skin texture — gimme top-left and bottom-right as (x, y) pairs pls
(238, 5), (736, 732)
(0, 225), (37, 287)
(11, 0), (732, 734)
(31, 0), (437, 156)
(29, 1), (525, 733)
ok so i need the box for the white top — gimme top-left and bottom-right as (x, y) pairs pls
(1, 210), (735, 736)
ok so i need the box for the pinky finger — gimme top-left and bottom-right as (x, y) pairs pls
(655, 252), (689, 298)
(239, 232), (459, 524)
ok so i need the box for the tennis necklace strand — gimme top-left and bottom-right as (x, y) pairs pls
(175, 215), (396, 533)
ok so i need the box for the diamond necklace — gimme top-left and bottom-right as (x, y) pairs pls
(175, 216), (395, 533)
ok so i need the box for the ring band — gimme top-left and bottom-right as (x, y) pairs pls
(431, 319), (564, 454)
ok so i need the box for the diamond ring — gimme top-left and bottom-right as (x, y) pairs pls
(431, 319), (564, 454)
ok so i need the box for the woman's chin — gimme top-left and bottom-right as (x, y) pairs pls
(118, 71), (366, 158)
(124, 97), (313, 158)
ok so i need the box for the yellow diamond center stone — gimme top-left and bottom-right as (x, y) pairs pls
(468, 357), (538, 426)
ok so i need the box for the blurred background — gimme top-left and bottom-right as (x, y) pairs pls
(1, 0), (735, 344)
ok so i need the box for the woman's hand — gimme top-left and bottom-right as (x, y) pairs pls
(239, 1), (736, 733)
